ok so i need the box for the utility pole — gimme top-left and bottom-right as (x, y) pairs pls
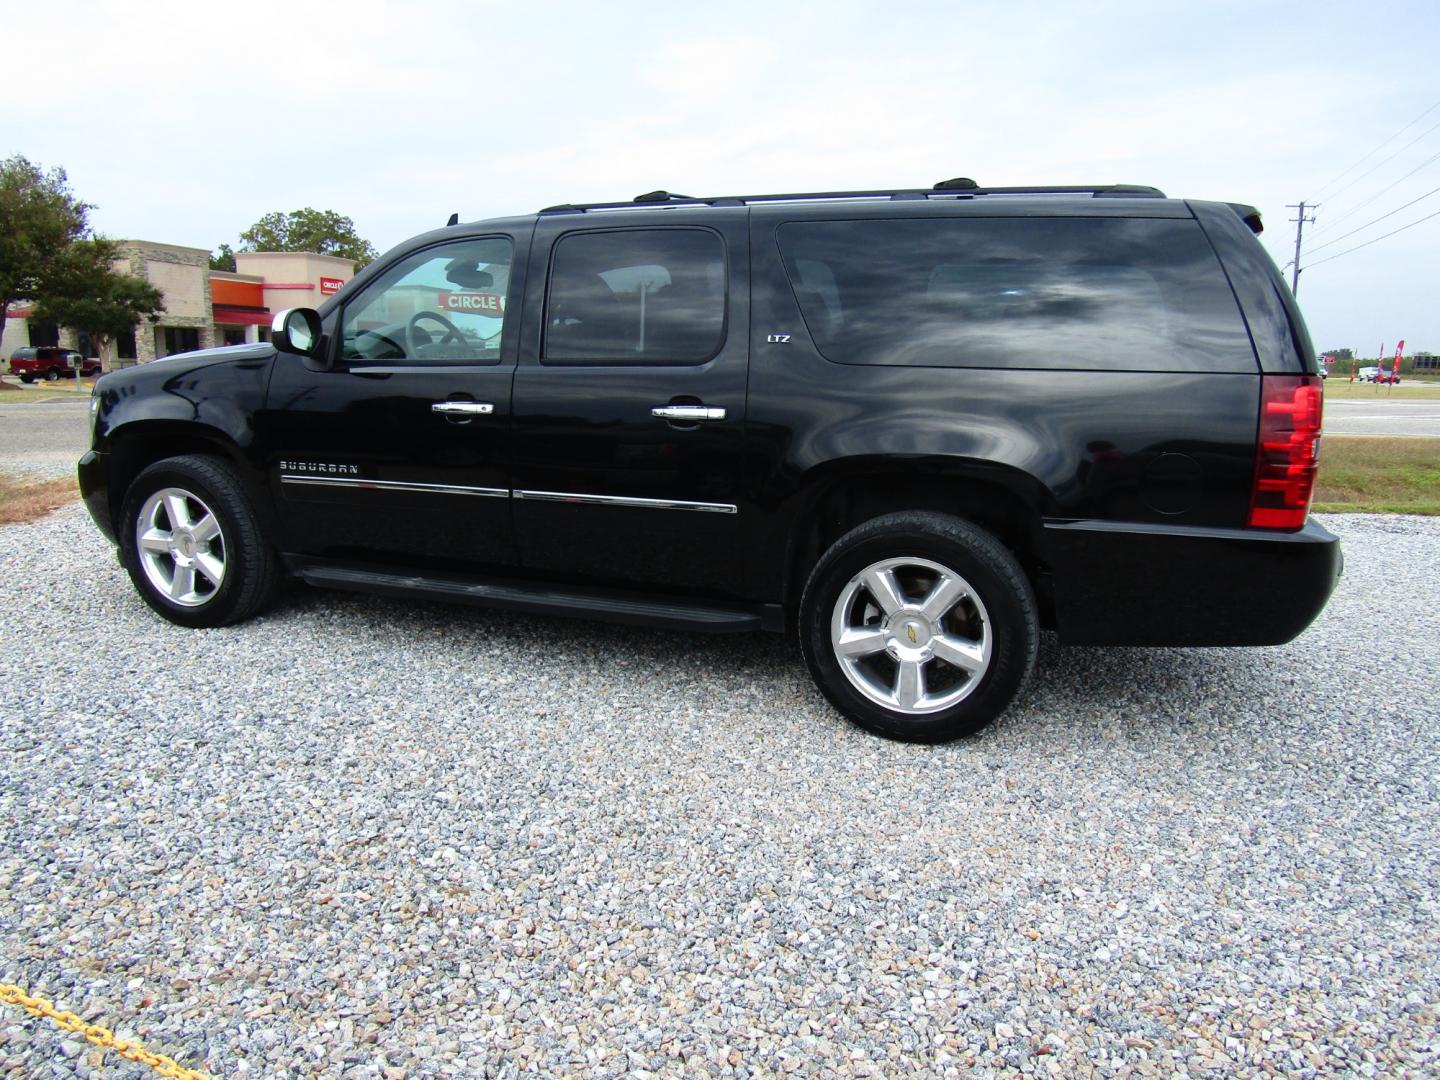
(1287, 201), (1317, 297)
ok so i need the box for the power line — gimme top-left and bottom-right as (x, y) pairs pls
(1304, 184), (1440, 255)
(1303, 206), (1440, 269)
(1308, 145), (1440, 237)
(1309, 114), (1440, 215)
(1309, 97), (1440, 202)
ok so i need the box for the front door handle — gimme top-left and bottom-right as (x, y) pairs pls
(432, 401), (494, 416)
(651, 405), (727, 422)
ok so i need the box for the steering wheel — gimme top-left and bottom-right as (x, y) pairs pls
(406, 311), (467, 356)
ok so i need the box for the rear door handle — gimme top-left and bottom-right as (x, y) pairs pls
(432, 401), (494, 416)
(651, 405), (726, 422)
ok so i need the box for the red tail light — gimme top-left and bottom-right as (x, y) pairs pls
(1248, 375), (1323, 529)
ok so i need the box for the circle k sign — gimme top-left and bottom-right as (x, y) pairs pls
(435, 292), (505, 315)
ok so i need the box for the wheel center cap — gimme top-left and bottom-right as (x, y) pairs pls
(884, 613), (934, 656)
(175, 532), (195, 558)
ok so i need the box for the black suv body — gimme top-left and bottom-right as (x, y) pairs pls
(78, 182), (1341, 740)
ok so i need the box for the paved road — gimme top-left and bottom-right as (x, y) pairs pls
(0, 396), (90, 476)
(1326, 398), (1440, 437)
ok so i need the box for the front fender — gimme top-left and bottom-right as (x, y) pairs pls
(87, 347), (277, 536)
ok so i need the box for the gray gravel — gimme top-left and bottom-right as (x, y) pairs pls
(1, 506), (1437, 1078)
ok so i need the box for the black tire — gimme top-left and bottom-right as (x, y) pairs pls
(19, 373), (34, 384)
(799, 512), (1038, 742)
(118, 455), (280, 628)
(44, 368), (59, 381)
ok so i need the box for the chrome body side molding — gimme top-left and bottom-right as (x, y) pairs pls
(512, 489), (738, 514)
(280, 475), (509, 498)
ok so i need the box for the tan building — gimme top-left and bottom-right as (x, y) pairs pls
(237, 251), (354, 319)
(116, 241), (215, 362)
(1, 245), (356, 367)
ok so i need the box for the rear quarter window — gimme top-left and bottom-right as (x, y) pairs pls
(776, 217), (1256, 373)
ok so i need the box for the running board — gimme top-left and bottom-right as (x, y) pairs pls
(291, 560), (773, 633)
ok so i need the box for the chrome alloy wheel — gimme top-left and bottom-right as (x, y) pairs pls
(829, 556), (992, 715)
(135, 487), (227, 607)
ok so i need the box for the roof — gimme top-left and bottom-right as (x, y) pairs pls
(540, 180), (1168, 215)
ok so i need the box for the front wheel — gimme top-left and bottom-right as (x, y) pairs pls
(118, 455), (280, 628)
(799, 512), (1038, 742)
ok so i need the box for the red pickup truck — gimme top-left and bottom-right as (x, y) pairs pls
(7, 346), (103, 382)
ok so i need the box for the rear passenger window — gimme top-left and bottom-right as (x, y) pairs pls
(544, 229), (726, 365)
(776, 217), (1255, 372)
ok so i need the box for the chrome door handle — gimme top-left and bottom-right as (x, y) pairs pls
(432, 401), (494, 416)
(651, 405), (727, 422)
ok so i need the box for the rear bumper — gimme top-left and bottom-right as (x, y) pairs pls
(1044, 518), (1342, 646)
(77, 450), (115, 544)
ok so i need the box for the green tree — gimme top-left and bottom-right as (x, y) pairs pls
(33, 239), (165, 363)
(239, 208), (377, 268)
(1324, 347), (1354, 362)
(0, 155), (93, 340)
(209, 243), (236, 272)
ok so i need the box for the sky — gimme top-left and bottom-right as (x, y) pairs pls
(7, 0), (1439, 357)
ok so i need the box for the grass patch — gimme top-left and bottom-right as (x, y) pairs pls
(0, 376), (97, 399)
(0, 473), (80, 526)
(1314, 436), (1440, 514)
(1322, 379), (1440, 400)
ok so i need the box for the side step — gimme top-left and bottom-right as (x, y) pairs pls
(291, 559), (773, 633)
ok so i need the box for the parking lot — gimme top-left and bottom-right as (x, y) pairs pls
(3, 384), (1439, 1077)
(2, 496), (1437, 1076)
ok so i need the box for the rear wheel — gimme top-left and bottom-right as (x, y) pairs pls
(799, 512), (1038, 742)
(44, 369), (59, 382)
(118, 455), (279, 628)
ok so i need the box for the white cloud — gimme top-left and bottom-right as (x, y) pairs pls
(6, 0), (1439, 348)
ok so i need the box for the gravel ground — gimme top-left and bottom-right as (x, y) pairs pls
(1, 506), (1437, 1079)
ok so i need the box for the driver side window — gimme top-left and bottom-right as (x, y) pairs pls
(340, 236), (513, 365)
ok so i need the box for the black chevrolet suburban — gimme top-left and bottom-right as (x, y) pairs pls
(78, 180), (1341, 741)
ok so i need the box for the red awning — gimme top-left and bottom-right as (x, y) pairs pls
(213, 305), (272, 327)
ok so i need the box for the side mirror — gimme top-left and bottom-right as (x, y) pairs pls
(272, 308), (323, 358)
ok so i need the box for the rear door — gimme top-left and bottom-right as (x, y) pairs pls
(510, 211), (749, 595)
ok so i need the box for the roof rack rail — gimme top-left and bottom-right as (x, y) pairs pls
(540, 181), (1166, 214)
(632, 190), (692, 203)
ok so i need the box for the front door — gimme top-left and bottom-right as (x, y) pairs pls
(261, 233), (525, 573)
(510, 213), (748, 595)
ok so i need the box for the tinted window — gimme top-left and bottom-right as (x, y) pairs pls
(776, 217), (1254, 372)
(544, 229), (725, 365)
(342, 237), (512, 364)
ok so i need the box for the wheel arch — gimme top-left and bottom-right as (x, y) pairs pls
(100, 422), (273, 540)
(777, 462), (1055, 628)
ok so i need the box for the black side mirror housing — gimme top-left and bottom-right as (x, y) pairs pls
(272, 308), (324, 360)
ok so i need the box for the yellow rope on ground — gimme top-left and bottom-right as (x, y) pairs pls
(0, 981), (213, 1080)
